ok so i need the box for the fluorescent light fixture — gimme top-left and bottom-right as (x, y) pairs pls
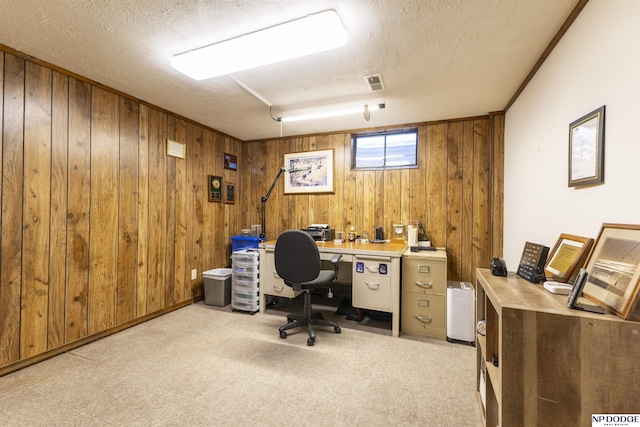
(171, 10), (347, 80)
(279, 103), (385, 123)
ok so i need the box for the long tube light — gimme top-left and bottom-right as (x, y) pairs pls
(279, 103), (385, 123)
(171, 10), (347, 80)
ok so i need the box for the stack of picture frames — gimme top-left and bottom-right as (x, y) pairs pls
(546, 224), (640, 320)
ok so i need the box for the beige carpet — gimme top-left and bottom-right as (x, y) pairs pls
(0, 302), (482, 426)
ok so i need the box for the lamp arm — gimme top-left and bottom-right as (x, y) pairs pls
(260, 167), (287, 239)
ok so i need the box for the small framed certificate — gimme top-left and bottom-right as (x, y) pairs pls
(166, 139), (185, 159)
(544, 234), (594, 283)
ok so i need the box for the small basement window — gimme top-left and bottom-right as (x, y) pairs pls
(351, 128), (418, 170)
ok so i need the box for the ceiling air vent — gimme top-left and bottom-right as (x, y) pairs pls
(364, 74), (384, 92)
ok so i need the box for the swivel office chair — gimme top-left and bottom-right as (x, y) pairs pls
(275, 229), (342, 346)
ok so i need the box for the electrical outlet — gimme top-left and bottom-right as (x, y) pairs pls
(191, 269), (197, 280)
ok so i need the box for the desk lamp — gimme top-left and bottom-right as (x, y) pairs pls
(260, 166), (310, 239)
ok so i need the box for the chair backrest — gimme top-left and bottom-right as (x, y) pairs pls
(275, 230), (321, 284)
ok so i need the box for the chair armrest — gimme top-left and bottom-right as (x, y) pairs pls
(330, 254), (342, 281)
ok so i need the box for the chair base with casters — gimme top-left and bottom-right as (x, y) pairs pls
(274, 229), (342, 346)
(278, 290), (341, 346)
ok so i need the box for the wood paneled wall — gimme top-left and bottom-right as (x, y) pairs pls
(239, 115), (504, 283)
(0, 51), (241, 374)
(0, 45), (504, 375)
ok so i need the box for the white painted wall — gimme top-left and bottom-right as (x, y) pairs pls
(503, 0), (640, 269)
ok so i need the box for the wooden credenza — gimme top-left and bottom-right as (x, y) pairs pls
(475, 268), (640, 427)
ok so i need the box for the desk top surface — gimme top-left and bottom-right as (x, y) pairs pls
(261, 239), (407, 257)
(476, 268), (626, 322)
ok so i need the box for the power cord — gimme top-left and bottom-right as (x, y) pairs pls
(269, 106), (281, 122)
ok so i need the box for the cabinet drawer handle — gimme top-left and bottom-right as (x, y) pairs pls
(274, 286), (284, 292)
(365, 281), (380, 290)
(415, 315), (433, 324)
(365, 265), (379, 273)
(415, 281), (432, 289)
(418, 265), (430, 274)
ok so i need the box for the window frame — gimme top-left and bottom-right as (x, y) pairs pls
(350, 127), (419, 171)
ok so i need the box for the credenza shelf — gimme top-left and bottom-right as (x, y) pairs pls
(475, 268), (640, 427)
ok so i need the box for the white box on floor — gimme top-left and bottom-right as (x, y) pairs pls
(446, 281), (475, 344)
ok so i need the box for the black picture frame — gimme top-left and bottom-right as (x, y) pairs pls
(568, 105), (605, 187)
(224, 182), (235, 204)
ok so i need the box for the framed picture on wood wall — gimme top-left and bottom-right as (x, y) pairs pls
(166, 139), (186, 159)
(582, 223), (640, 320)
(225, 182), (235, 204)
(283, 149), (334, 194)
(568, 106), (605, 187)
(208, 176), (222, 202)
(223, 153), (237, 171)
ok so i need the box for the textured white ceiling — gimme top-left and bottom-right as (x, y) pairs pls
(0, 0), (579, 141)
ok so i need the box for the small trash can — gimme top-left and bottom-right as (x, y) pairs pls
(203, 268), (232, 307)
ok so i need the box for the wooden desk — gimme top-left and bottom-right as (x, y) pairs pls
(259, 240), (406, 337)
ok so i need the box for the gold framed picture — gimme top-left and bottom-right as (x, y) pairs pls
(544, 234), (594, 283)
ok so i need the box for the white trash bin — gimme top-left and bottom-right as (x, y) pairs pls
(446, 281), (476, 345)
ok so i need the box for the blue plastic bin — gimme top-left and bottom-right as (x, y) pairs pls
(231, 235), (262, 252)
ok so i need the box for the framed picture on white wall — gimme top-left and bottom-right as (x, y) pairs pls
(568, 105), (605, 187)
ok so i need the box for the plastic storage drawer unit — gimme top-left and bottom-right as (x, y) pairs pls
(232, 262), (259, 274)
(231, 249), (259, 313)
